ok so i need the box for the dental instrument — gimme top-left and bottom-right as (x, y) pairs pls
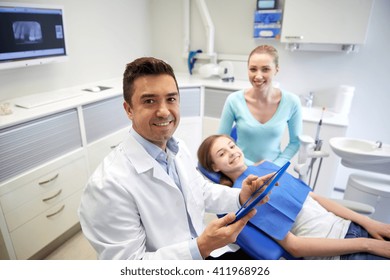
(294, 107), (334, 190)
(307, 107), (326, 189)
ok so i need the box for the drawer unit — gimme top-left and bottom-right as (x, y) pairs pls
(1, 152), (88, 232)
(10, 189), (83, 260)
(0, 150), (88, 259)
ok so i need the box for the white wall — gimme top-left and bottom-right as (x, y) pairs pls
(0, 0), (152, 101)
(150, 0), (390, 190)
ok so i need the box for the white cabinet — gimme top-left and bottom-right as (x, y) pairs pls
(0, 150), (89, 259)
(87, 128), (130, 173)
(281, 0), (373, 45)
(82, 96), (130, 144)
(175, 117), (202, 165)
(83, 96), (131, 172)
(0, 109), (87, 259)
(0, 109), (82, 183)
(202, 88), (234, 140)
(0, 99), (99, 259)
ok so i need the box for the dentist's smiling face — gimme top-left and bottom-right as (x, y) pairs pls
(247, 52), (278, 90)
(124, 74), (180, 150)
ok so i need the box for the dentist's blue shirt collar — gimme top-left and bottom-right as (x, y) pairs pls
(130, 128), (179, 160)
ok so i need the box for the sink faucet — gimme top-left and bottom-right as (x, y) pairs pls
(303, 92), (314, 108)
(376, 140), (382, 148)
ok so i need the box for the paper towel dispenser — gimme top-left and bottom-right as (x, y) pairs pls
(312, 85), (355, 115)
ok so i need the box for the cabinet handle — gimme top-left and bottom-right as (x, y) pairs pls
(284, 36), (304, 40)
(46, 204), (65, 218)
(38, 173), (59, 186)
(42, 189), (62, 202)
(110, 143), (120, 149)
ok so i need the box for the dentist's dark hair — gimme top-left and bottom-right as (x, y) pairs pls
(123, 57), (179, 106)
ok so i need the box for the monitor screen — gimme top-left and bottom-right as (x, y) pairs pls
(0, 3), (68, 70)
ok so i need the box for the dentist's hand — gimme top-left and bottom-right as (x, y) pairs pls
(239, 173), (274, 206)
(197, 209), (257, 258)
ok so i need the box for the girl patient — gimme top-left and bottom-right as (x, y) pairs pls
(198, 134), (390, 260)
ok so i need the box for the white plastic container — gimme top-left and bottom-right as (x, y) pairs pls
(313, 85), (355, 115)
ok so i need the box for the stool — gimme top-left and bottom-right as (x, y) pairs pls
(344, 173), (390, 223)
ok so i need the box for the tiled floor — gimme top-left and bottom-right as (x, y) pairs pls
(44, 230), (97, 260)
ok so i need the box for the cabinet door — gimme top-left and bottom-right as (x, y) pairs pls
(204, 88), (233, 118)
(0, 109), (82, 183)
(87, 127), (129, 173)
(174, 118), (202, 164)
(176, 87), (202, 163)
(83, 96), (130, 144)
(180, 87), (201, 117)
(202, 88), (234, 139)
(281, 0), (373, 44)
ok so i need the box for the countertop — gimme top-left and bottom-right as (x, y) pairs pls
(0, 73), (348, 129)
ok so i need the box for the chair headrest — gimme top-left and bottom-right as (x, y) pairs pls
(197, 162), (221, 183)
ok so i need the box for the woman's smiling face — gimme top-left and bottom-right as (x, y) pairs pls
(247, 52), (278, 90)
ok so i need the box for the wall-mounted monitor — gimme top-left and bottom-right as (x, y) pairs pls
(0, 2), (68, 70)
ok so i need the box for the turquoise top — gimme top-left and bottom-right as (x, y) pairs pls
(218, 89), (302, 166)
(233, 161), (311, 240)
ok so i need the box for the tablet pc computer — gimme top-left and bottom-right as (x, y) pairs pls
(234, 161), (290, 221)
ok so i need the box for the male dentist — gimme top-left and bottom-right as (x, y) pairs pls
(78, 57), (270, 260)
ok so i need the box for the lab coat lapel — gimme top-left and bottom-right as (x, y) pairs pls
(123, 134), (178, 190)
(124, 134), (203, 235)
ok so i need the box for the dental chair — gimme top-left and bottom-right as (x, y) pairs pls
(197, 163), (297, 260)
(197, 126), (298, 260)
(197, 126), (373, 259)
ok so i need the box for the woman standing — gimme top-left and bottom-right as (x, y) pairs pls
(218, 45), (302, 166)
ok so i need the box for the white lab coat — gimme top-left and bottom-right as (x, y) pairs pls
(78, 133), (241, 260)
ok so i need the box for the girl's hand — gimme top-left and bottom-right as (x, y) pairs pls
(364, 219), (390, 241)
(239, 173), (274, 206)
